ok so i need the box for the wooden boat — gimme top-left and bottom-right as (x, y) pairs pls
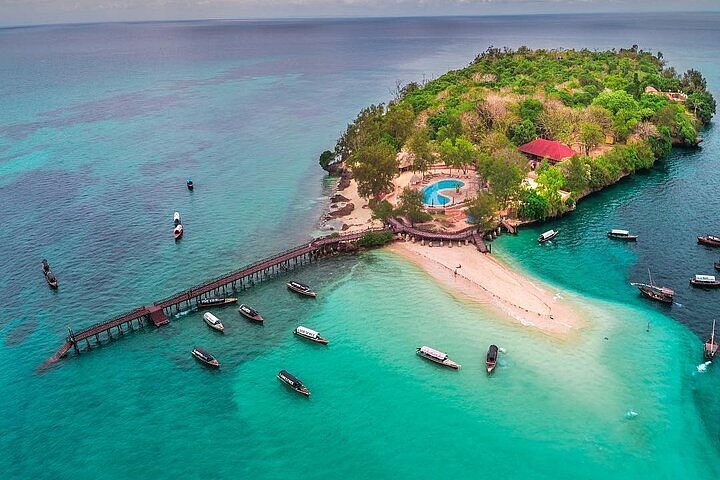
(44, 270), (58, 289)
(607, 229), (638, 241)
(173, 211), (181, 227)
(287, 281), (317, 298)
(486, 344), (499, 374)
(631, 269), (674, 304)
(186, 179), (194, 191)
(690, 274), (720, 288)
(197, 296), (238, 308)
(293, 326), (328, 345)
(538, 229), (558, 243)
(277, 370), (310, 397)
(698, 234), (720, 247)
(238, 304), (263, 323)
(192, 347), (220, 368)
(704, 319), (718, 361)
(203, 312), (225, 332)
(416, 345), (461, 370)
(173, 224), (183, 240)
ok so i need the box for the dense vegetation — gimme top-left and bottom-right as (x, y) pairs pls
(323, 47), (715, 224)
(357, 230), (395, 248)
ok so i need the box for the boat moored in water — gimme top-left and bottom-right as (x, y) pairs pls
(173, 224), (183, 240)
(277, 370), (310, 396)
(203, 312), (225, 332)
(197, 296), (238, 308)
(698, 234), (720, 247)
(45, 270), (58, 289)
(538, 229), (559, 243)
(690, 274), (720, 288)
(192, 347), (220, 368)
(186, 179), (194, 191)
(416, 345), (461, 369)
(486, 344), (499, 374)
(631, 269), (674, 304)
(238, 304), (263, 322)
(607, 229), (638, 241)
(287, 281), (317, 298)
(705, 320), (718, 361)
(293, 325), (328, 345)
(173, 211), (181, 226)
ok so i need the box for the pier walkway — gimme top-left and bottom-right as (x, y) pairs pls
(46, 228), (389, 364)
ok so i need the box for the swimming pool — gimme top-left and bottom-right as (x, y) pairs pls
(422, 179), (465, 206)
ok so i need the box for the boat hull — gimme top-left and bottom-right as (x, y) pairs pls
(416, 351), (460, 369)
(294, 331), (328, 345)
(698, 236), (720, 247)
(239, 306), (263, 323)
(197, 298), (238, 308)
(287, 283), (317, 297)
(638, 286), (673, 304)
(192, 351), (220, 368)
(607, 233), (638, 241)
(690, 279), (720, 288)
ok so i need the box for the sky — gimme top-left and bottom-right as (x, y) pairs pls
(0, 0), (718, 28)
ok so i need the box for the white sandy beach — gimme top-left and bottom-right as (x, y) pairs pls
(388, 241), (587, 336)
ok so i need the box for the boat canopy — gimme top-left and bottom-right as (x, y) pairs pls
(290, 281), (310, 290)
(279, 370), (301, 387)
(610, 229), (629, 235)
(194, 347), (214, 360)
(708, 235), (720, 241)
(174, 224), (183, 232)
(203, 312), (221, 324)
(539, 230), (556, 240)
(296, 326), (319, 338)
(695, 274), (717, 282)
(240, 304), (257, 314)
(420, 345), (448, 360)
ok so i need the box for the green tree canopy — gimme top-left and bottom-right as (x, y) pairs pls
(396, 187), (432, 226)
(466, 192), (499, 231)
(352, 141), (398, 199)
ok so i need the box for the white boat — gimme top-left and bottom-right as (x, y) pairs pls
(173, 211), (181, 226)
(538, 229), (559, 243)
(690, 274), (720, 288)
(173, 223), (183, 240)
(203, 312), (224, 332)
(293, 325), (328, 345)
(607, 229), (638, 241)
(416, 345), (460, 369)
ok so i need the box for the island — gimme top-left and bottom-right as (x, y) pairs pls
(319, 46), (716, 334)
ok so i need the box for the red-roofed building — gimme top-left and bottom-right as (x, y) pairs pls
(518, 138), (576, 164)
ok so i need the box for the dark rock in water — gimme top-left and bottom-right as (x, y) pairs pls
(327, 202), (354, 218)
(330, 194), (350, 203)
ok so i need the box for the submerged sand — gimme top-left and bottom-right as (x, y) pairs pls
(388, 242), (587, 337)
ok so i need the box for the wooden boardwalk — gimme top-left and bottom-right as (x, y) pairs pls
(45, 228), (389, 365)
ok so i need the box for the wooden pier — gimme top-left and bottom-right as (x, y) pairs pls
(46, 228), (389, 364)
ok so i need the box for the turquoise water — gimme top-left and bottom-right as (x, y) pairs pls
(422, 179), (464, 206)
(1, 14), (720, 479)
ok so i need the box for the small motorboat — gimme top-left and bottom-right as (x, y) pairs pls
(203, 312), (225, 332)
(705, 319), (718, 361)
(631, 269), (674, 304)
(173, 224), (184, 240)
(197, 296), (238, 308)
(277, 370), (310, 397)
(416, 345), (461, 370)
(192, 347), (220, 368)
(698, 235), (720, 247)
(186, 178), (194, 191)
(287, 281), (317, 298)
(44, 270), (58, 289)
(690, 274), (720, 289)
(486, 344), (499, 374)
(607, 229), (638, 241)
(538, 229), (559, 243)
(238, 304), (264, 323)
(293, 326), (329, 345)
(173, 211), (181, 226)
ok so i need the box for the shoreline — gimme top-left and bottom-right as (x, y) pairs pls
(387, 241), (587, 338)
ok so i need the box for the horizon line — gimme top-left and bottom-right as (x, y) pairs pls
(3, 9), (720, 31)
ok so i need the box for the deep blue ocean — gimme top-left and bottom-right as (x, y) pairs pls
(1, 14), (719, 479)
